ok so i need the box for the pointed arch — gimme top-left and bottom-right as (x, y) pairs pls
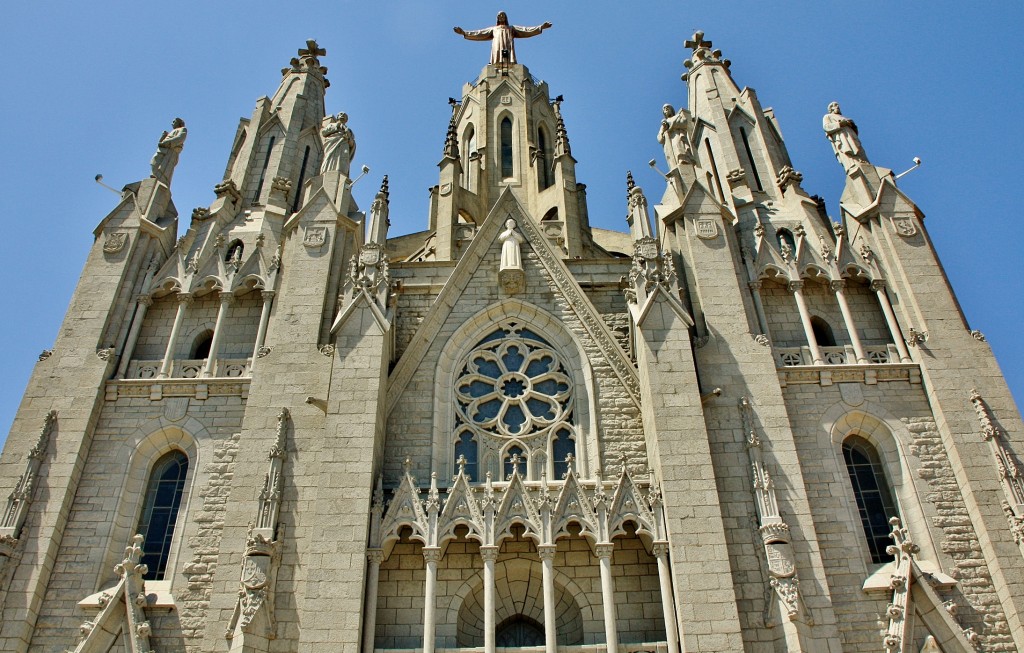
(537, 124), (554, 190)
(500, 115), (514, 179)
(433, 299), (597, 483)
(823, 403), (941, 567)
(97, 421), (204, 591)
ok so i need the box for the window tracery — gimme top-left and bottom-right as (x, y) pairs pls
(454, 321), (575, 480)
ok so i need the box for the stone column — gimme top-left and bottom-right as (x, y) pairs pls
(422, 547), (441, 653)
(747, 280), (771, 339)
(362, 549), (384, 653)
(830, 280), (867, 364)
(116, 295), (153, 378)
(481, 545), (499, 653)
(158, 293), (193, 378)
(788, 281), (823, 365)
(872, 280), (912, 362)
(202, 292), (234, 377)
(538, 544), (558, 653)
(249, 290), (276, 372)
(595, 543), (619, 653)
(652, 543), (680, 653)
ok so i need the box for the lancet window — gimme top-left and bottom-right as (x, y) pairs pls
(454, 321), (576, 480)
(842, 435), (899, 563)
(136, 450), (189, 580)
(500, 117), (514, 179)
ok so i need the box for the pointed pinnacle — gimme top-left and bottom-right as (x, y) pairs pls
(379, 175), (390, 200)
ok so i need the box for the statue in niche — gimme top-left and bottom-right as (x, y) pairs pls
(498, 218), (526, 294)
(657, 104), (692, 168)
(320, 112), (356, 176)
(150, 118), (187, 185)
(454, 12), (552, 65)
(822, 102), (867, 171)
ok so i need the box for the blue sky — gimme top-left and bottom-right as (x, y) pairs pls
(1, 2), (1021, 444)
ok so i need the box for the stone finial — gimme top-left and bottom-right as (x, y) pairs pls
(284, 39), (329, 85)
(368, 176), (391, 246)
(626, 170), (636, 195)
(443, 113), (460, 159)
(683, 30), (730, 77)
(552, 95), (571, 157)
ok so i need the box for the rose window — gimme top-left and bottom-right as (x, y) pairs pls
(454, 323), (576, 481)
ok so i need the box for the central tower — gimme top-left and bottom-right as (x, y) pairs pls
(424, 60), (599, 261)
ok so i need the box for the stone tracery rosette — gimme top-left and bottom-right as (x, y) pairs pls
(454, 321), (576, 477)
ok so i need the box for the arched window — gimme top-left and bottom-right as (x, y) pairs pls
(462, 125), (477, 192)
(552, 426), (575, 479)
(704, 138), (725, 202)
(811, 316), (837, 347)
(739, 126), (764, 192)
(500, 117), (514, 179)
(503, 445), (527, 479)
(252, 135), (276, 204)
(537, 126), (553, 190)
(454, 321), (575, 481)
(292, 145), (312, 213)
(136, 450), (189, 580)
(191, 330), (214, 360)
(842, 436), (899, 563)
(496, 616), (545, 647)
(454, 430), (478, 481)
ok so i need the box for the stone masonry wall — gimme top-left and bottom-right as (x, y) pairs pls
(27, 393), (245, 652)
(386, 244), (644, 486)
(781, 378), (1014, 651)
(175, 431), (240, 653)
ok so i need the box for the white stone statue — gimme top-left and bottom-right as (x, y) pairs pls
(320, 112), (356, 176)
(499, 218), (524, 271)
(150, 118), (187, 185)
(657, 104), (692, 168)
(822, 102), (866, 171)
(454, 12), (552, 64)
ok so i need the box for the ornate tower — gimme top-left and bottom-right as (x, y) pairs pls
(421, 61), (598, 261)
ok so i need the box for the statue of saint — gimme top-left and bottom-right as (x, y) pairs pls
(657, 104), (692, 168)
(499, 218), (524, 271)
(150, 118), (187, 185)
(320, 112), (356, 176)
(454, 12), (552, 64)
(822, 102), (866, 170)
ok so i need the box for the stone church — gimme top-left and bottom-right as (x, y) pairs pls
(2, 22), (1023, 653)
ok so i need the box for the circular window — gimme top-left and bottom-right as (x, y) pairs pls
(455, 327), (571, 438)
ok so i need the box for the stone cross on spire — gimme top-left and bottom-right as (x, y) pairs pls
(299, 39), (326, 61)
(684, 31), (712, 52)
(283, 39), (329, 86)
(683, 30), (730, 77)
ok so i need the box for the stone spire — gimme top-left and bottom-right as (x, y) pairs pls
(625, 171), (653, 242)
(283, 39), (330, 87)
(368, 176), (391, 246)
(426, 64), (592, 261)
(552, 95), (572, 158)
(219, 40), (330, 213)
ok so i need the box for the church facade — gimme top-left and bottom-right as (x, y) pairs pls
(1, 27), (1023, 653)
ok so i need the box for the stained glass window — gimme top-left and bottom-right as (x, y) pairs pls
(137, 450), (189, 580)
